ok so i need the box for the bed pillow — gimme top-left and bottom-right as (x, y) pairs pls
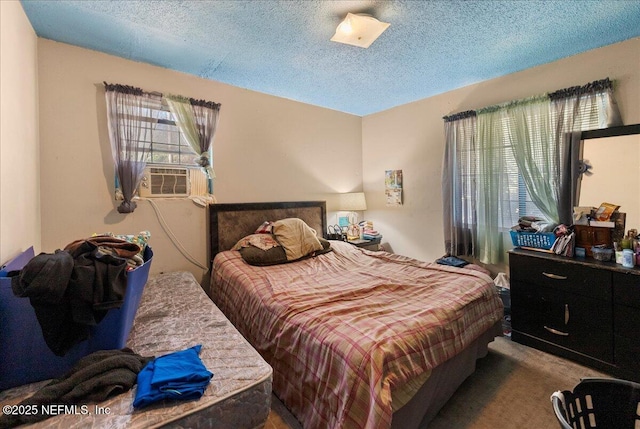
(239, 245), (288, 266)
(272, 218), (323, 261)
(239, 236), (332, 266)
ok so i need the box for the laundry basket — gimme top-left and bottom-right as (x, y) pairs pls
(550, 377), (640, 429)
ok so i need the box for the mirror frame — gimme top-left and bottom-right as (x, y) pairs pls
(581, 123), (640, 140)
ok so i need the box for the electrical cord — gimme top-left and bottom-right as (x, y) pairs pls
(146, 199), (209, 273)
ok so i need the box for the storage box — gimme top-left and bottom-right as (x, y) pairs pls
(509, 230), (556, 250)
(592, 246), (614, 262)
(0, 245), (153, 390)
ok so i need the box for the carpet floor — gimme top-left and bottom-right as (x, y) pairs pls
(264, 336), (609, 429)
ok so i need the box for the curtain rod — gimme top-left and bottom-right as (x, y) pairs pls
(443, 110), (476, 122)
(103, 82), (219, 108)
(443, 77), (613, 121)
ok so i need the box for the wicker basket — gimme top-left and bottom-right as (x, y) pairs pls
(510, 230), (556, 250)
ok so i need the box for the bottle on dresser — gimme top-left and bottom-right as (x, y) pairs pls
(619, 229), (638, 268)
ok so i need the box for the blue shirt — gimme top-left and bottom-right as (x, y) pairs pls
(133, 344), (213, 409)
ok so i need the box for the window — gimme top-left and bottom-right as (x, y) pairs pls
(105, 82), (219, 211)
(138, 102), (196, 166)
(495, 116), (548, 229)
(474, 92), (611, 228)
(114, 100), (209, 199)
(444, 80), (621, 264)
(449, 116), (545, 231)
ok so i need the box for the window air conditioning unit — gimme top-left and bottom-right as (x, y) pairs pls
(139, 167), (190, 198)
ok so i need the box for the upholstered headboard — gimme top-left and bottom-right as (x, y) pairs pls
(209, 201), (327, 265)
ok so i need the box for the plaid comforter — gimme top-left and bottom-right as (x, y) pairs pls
(211, 241), (503, 429)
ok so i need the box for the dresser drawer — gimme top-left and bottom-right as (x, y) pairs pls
(613, 272), (640, 307)
(614, 303), (640, 339)
(612, 272), (640, 370)
(511, 283), (613, 362)
(614, 335), (640, 371)
(510, 253), (611, 301)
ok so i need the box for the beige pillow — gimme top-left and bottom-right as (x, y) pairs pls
(272, 218), (323, 261)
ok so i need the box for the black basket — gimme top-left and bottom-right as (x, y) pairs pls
(551, 378), (640, 429)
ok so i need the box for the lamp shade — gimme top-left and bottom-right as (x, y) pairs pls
(337, 192), (367, 211)
(330, 13), (390, 49)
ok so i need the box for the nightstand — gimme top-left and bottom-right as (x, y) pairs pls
(347, 237), (382, 251)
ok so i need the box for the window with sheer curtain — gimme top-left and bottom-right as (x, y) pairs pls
(442, 78), (622, 264)
(104, 83), (221, 212)
(139, 102), (195, 166)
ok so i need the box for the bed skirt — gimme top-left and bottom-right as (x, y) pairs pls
(392, 321), (503, 428)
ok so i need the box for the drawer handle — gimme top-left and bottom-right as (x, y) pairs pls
(543, 272), (567, 280)
(544, 326), (569, 336)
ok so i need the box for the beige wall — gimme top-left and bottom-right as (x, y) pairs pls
(37, 40), (362, 283)
(362, 37), (640, 271)
(0, 1), (41, 264)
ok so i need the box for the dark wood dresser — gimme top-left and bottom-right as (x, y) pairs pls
(509, 249), (640, 382)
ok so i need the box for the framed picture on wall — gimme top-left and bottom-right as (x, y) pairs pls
(385, 170), (402, 189)
(385, 170), (403, 206)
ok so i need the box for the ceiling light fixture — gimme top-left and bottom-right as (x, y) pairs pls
(330, 13), (390, 49)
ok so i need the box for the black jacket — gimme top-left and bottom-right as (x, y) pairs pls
(0, 348), (152, 428)
(10, 241), (129, 356)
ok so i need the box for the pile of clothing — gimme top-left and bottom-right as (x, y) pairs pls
(511, 216), (555, 233)
(8, 235), (145, 356)
(134, 344), (212, 409)
(0, 345), (212, 428)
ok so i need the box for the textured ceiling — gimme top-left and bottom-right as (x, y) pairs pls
(20, 0), (640, 116)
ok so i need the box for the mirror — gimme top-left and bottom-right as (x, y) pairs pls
(578, 124), (640, 232)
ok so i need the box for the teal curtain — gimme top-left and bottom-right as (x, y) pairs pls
(475, 108), (516, 264)
(475, 96), (558, 264)
(507, 96), (559, 223)
(166, 95), (221, 180)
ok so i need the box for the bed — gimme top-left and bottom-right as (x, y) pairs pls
(209, 201), (503, 429)
(0, 271), (273, 429)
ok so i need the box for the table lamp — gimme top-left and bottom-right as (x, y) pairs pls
(337, 192), (367, 240)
